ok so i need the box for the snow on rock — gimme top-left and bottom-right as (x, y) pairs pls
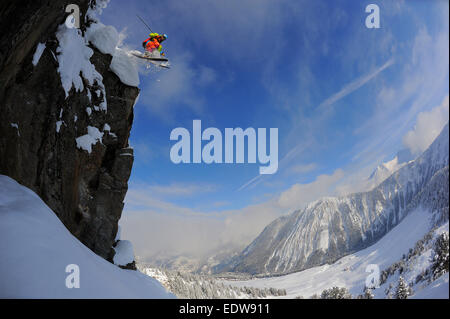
(75, 126), (103, 153)
(0, 175), (173, 298)
(132, 92), (140, 108)
(55, 24), (105, 99)
(86, 0), (110, 21)
(86, 23), (119, 56)
(113, 240), (135, 266)
(110, 48), (140, 87)
(10, 123), (20, 136)
(98, 99), (107, 111)
(56, 121), (64, 133)
(32, 42), (46, 66)
(84, 2), (139, 88)
(115, 225), (121, 241)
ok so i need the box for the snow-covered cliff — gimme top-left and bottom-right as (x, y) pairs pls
(0, 0), (139, 261)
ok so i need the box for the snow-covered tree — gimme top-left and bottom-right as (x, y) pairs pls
(137, 265), (287, 299)
(432, 232), (449, 279)
(395, 276), (411, 299)
(320, 287), (352, 299)
(362, 287), (374, 299)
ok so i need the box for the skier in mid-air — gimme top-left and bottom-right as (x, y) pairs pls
(133, 15), (170, 68)
(142, 32), (168, 58)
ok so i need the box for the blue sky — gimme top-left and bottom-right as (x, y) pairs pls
(100, 0), (449, 259)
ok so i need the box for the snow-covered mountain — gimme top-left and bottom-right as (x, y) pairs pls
(367, 149), (414, 188)
(219, 124), (449, 275)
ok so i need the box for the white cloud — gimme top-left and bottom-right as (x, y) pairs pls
(121, 188), (285, 261)
(277, 169), (344, 209)
(289, 163), (318, 174)
(403, 96), (449, 155)
(352, 26), (449, 163)
(129, 182), (218, 198)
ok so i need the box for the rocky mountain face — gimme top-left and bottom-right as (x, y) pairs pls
(219, 124), (449, 275)
(0, 1), (139, 261)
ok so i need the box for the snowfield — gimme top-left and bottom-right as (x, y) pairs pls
(0, 175), (174, 298)
(410, 273), (448, 299)
(222, 208), (449, 299)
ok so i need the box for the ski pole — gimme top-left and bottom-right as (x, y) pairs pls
(137, 14), (153, 33)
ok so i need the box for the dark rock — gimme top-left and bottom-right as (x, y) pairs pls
(119, 261), (137, 271)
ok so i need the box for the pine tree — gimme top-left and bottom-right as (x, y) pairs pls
(432, 232), (449, 279)
(395, 276), (410, 299)
(363, 287), (374, 299)
(320, 286), (352, 299)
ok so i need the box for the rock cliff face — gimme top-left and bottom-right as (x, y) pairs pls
(0, 0), (139, 261)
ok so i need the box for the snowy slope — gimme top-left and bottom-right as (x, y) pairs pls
(410, 273), (449, 299)
(221, 209), (448, 298)
(0, 175), (173, 298)
(222, 124), (449, 275)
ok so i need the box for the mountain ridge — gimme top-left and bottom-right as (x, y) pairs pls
(218, 123), (449, 275)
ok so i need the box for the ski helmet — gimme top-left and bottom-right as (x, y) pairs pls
(163, 34), (168, 39)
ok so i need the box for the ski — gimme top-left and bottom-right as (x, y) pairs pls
(147, 59), (171, 69)
(131, 52), (168, 62)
